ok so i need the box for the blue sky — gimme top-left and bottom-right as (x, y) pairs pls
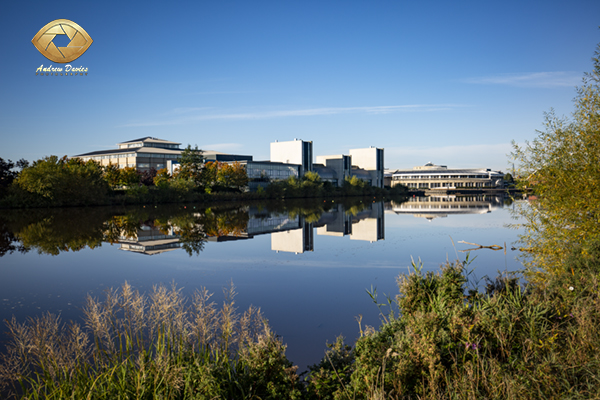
(1, 0), (599, 171)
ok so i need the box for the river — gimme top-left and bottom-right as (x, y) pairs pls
(0, 194), (524, 371)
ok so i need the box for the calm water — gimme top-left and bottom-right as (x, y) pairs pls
(0, 195), (523, 370)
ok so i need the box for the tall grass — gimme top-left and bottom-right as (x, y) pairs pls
(0, 282), (302, 399)
(305, 253), (600, 399)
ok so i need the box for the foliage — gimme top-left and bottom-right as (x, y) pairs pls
(217, 161), (249, 191)
(306, 336), (354, 400)
(153, 167), (171, 188)
(119, 166), (141, 187)
(177, 144), (204, 185)
(0, 158), (17, 195)
(306, 257), (600, 399)
(15, 156), (109, 206)
(102, 163), (121, 188)
(139, 168), (157, 186)
(511, 43), (600, 278)
(0, 282), (302, 400)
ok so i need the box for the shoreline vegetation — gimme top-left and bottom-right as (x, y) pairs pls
(0, 152), (410, 209)
(1, 42), (599, 400)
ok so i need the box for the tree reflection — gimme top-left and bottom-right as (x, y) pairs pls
(0, 198), (381, 257)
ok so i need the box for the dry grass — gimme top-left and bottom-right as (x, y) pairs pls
(0, 281), (301, 400)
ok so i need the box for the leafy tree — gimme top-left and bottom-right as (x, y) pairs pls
(139, 167), (157, 186)
(119, 166), (140, 187)
(102, 163), (121, 188)
(0, 158), (28, 196)
(217, 161), (248, 191)
(0, 158), (17, 194)
(177, 144), (204, 185)
(511, 42), (600, 277)
(201, 161), (219, 190)
(153, 168), (171, 188)
(16, 156), (108, 206)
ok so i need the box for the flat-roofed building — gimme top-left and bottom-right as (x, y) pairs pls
(349, 147), (384, 188)
(270, 139), (313, 176)
(391, 162), (504, 190)
(74, 137), (183, 172)
(74, 137), (253, 173)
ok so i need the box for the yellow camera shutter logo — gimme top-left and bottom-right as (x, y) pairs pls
(32, 19), (93, 63)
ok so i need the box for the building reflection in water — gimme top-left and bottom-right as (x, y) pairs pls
(112, 196), (505, 255)
(116, 225), (181, 255)
(387, 195), (505, 221)
(112, 202), (385, 256)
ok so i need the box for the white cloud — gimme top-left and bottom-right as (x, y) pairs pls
(462, 71), (581, 88)
(121, 104), (462, 127)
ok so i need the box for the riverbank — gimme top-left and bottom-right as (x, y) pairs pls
(2, 250), (598, 399)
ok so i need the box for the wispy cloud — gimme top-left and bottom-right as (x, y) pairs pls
(121, 104), (461, 127)
(462, 71), (581, 88)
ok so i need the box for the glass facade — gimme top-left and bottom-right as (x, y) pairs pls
(246, 162), (299, 181)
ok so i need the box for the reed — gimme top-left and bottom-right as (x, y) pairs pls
(0, 282), (302, 400)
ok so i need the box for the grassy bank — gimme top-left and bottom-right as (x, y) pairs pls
(0, 283), (302, 399)
(2, 246), (599, 399)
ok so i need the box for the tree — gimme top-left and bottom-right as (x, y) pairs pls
(177, 144), (204, 185)
(217, 162), (248, 191)
(0, 158), (28, 196)
(511, 42), (600, 278)
(153, 168), (171, 188)
(119, 167), (141, 187)
(103, 163), (121, 188)
(16, 156), (108, 206)
(0, 158), (17, 194)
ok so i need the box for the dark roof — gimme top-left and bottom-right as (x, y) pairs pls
(74, 148), (131, 157)
(119, 137), (154, 144)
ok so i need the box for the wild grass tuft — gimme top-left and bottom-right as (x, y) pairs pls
(305, 248), (600, 399)
(0, 282), (302, 400)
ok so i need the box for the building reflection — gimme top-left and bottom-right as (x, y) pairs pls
(115, 225), (181, 255)
(111, 202), (385, 255)
(386, 195), (505, 221)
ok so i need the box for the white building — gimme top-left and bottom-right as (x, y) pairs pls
(390, 162), (504, 190)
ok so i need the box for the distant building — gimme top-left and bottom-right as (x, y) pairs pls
(75, 137), (183, 172)
(74, 137), (252, 173)
(270, 139), (313, 176)
(314, 147), (384, 188)
(390, 162), (504, 190)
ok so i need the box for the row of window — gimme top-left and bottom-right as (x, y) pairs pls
(393, 174), (490, 180)
(404, 182), (493, 188)
(408, 195), (487, 202)
(83, 153), (180, 162)
(118, 143), (180, 150)
(399, 204), (490, 210)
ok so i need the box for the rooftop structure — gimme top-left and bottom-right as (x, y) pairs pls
(75, 137), (183, 172)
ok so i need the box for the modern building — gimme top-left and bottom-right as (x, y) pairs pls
(270, 139), (313, 176)
(75, 137), (182, 172)
(349, 147), (385, 188)
(314, 154), (352, 187)
(390, 162), (504, 190)
(74, 137), (253, 173)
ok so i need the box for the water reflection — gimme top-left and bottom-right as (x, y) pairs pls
(0, 195), (513, 257)
(0, 194), (520, 371)
(388, 194), (513, 220)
